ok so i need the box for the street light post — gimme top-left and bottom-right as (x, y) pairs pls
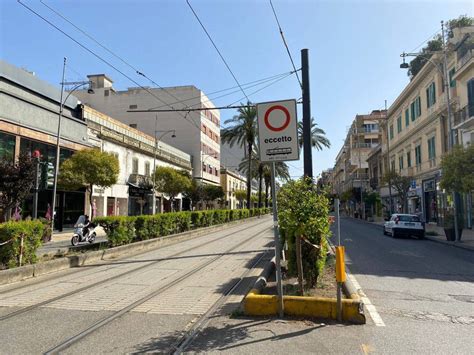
(51, 57), (93, 233)
(152, 125), (176, 214)
(400, 21), (459, 241)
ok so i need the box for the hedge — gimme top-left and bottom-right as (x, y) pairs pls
(94, 208), (271, 247)
(0, 220), (45, 269)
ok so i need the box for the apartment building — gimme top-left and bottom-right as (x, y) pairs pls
(331, 110), (385, 203)
(74, 75), (221, 186)
(84, 106), (192, 216)
(382, 26), (474, 224)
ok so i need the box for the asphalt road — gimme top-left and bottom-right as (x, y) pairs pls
(0, 216), (274, 354)
(187, 217), (474, 354)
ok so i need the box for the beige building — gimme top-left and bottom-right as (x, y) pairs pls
(220, 167), (247, 210)
(381, 26), (474, 225)
(331, 110), (385, 216)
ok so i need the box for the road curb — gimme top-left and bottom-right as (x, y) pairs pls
(424, 235), (474, 252)
(0, 216), (268, 286)
(243, 240), (366, 324)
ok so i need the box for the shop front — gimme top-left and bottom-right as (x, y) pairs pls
(422, 177), (439, 223)
(128, 184), (153, 216)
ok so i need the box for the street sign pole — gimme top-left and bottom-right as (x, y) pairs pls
(271, 162), (284, 318)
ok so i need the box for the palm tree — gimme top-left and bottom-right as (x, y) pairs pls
(298, 117), (331, 151)
(221, 103), (257, 209)
(239, 146), (290, 208)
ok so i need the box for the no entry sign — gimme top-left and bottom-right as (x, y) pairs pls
(257, 99), (299, 162)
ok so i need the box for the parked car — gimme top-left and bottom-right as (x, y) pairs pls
(383, 214), (425, 239)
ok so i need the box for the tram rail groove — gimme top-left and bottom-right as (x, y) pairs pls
(172, 248), (271, 354)
(0, 219), (271, 322)
(44, 225), (272, 354)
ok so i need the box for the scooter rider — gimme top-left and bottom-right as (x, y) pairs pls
(83, 215), (91, 237)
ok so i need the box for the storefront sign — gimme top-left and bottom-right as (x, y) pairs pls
(423, 180), (436, 192)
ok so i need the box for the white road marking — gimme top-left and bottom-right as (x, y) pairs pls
(347, 271), (386, 327)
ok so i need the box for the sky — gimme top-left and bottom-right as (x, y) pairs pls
(1, 0), (473, 179)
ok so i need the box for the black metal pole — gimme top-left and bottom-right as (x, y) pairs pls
(301, 49), (313, 179)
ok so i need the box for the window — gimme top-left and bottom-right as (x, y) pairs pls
(411, 96), (421, 121)
(132, 158), (139, 174)
(397, 116), (402, 133)
(405, 108), (409, 127)
(398, 155), (404, 171)
(449, 68), (456, 88)
(426, 82), (436, 108)
(407, 151), (412, 168)
(468, 79), (474, 117)
(129, 123), (137, 129)
(129, 104), (138, 109)
(389, 124), (394, 140)
(202, 163), (207, 173)
(390, 160), (395, 172)
(104, 90), (109, 97)
(415, 145), (422, 166)
(0, 132), (16, 161)
(145, 161), (150, 176)
(428, 136), (436, 160)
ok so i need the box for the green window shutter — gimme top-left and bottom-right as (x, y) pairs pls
(411, 102), (415, 121)
(389, 125), (394, 140)
(426, 87), (430, 108)
(416, 97), (421, 117)
(432, 83), (436, 105)
(449, 68), (456, 88)
(397, 116), (402, 133)
(405, 109), (409, 126)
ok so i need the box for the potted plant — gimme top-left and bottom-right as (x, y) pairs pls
(442, 211), (463, 241)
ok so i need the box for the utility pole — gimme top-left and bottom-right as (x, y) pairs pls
(385, 100), (393, 215)
(301, 49), (313, 179)
(441, 21), (460, 242)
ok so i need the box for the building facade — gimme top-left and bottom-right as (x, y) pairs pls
(74, 75), (221, 186)
(0, 60), (90, 228)
(220, 167), (247, 210)
(84, 106), (192, 216)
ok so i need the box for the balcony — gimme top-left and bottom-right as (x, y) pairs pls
(453, 104), (474, 130)
(128, 173), (153, 189)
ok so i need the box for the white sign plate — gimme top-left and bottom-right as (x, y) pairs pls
(257, 99), (299, 162)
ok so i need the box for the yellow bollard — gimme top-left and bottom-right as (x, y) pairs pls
(335, 246), (346, 283)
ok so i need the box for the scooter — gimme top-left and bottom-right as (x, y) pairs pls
(71, 215), (97, 246)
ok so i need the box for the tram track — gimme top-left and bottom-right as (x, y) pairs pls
(43, 223), (272, 354)
(0, 218), (271, 322)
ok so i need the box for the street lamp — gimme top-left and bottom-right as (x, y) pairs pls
(152, 124), (176, 214)
(399, 21), (459, 241)
(51, 57), (94, 233)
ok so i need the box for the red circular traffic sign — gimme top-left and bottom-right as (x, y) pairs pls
(264, 105), (291, 132)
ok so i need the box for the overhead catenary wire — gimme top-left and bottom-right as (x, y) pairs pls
(36, 0), (200, 131)
(186, 0), (250, 102)
(409, 28), (442, 53)
(17, 2), (199, 131)
(40, 0), (185, 107)
(269, 0), (302, 89)
(148, 70), (296, 111)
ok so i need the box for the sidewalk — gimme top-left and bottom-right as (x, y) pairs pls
(362, 217), (474, 252)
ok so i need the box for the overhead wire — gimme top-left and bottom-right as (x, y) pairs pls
(409, 28), (442, 53)
(186, 0), (250, 102)
(37, 0), (201, 131)
(147, 70), (294, 110)
(269, 0), (302, 89)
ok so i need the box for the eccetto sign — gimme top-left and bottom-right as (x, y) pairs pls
(257, 99), (299, 162)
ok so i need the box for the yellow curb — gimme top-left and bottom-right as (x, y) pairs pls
(244, 288), (366, 324)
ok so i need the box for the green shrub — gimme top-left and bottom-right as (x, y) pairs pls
(94, 216), (136, 247)
(278, 177), (331, 289)
(93, 207), (268, 248)
(0, 220), (44, 269)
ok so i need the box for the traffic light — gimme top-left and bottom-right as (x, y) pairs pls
(40, 162), (55, 190)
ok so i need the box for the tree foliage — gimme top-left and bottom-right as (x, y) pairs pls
(153, 166), (192, 210)
(221, 103), (257, 208)
(59, 149), (119, 218)
(382, 170), (411, 213)
(278, 177), (330, 290)
(408, 35), (442, 79)
(447, 15), (474, 37)
(0, 154), (36, 220)
(297, 117), (331, 151)
(440, 144), (474, 194)
(202, 185), (225, 203)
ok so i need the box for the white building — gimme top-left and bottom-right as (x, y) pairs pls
(74, 75), (220, 186)
(84, 106), (192, 216)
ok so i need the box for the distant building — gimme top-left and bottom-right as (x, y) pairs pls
(220, 167), (247, 209)
(0, 60), (90, 228)
(74, 75), (221, 186)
